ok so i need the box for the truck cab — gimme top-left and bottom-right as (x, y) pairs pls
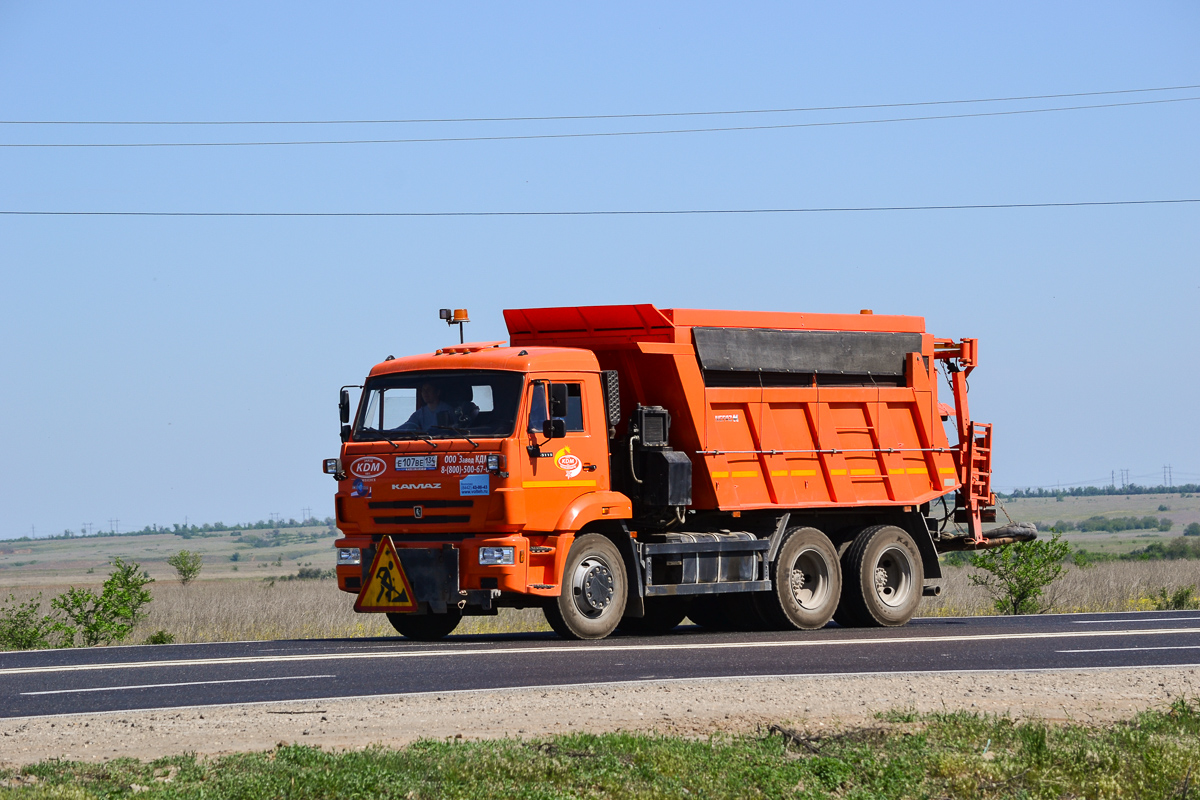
(331, 343), (633, 639)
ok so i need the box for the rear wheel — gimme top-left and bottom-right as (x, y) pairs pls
(754, 526), (841, 630)
(834, 525), (923, 627)
(544, 534), (627, 640)
(616, 596), (688, 635)
(387, 609), (462, 640)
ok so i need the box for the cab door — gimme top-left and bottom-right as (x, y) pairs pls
(519, 374), (609, 531)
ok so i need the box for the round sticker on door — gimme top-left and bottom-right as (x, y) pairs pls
(555, 447), (582, 479)
(350, 456), (388, 479)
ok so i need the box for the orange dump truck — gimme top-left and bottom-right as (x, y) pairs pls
(327, 304), (1028, 640)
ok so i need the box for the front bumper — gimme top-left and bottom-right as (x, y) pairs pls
(336, 533), (563, 611)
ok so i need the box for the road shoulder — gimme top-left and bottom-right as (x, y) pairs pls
(2, 666), (1197, 767)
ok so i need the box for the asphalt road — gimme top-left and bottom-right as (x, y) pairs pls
(3, 610), (1199, 720)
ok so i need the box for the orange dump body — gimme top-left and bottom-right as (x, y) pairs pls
(505, 304), (970, 515)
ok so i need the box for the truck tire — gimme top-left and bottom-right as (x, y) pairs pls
(754, 526), (841, 630)
(387, 609), (462, 640)
(616, 596), (688, 635)
(543, 534), (628, 640)
(834, 525), (923, 627)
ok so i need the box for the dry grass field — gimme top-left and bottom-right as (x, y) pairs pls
(129, 581), (551, 642)
(924, 559), (1200, 616)
(0, 526), (339, 588)
(4, 559), (1195, 645)
(2, 493), (1198, 645)
(993, 491), (1200, 554)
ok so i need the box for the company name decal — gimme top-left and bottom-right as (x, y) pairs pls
(714, 414), (740, 422)
(350, 456), (388, 479)
(392, 483), (441, 490)
(555, 446), (583, 479)
(459, 473), (490, 496)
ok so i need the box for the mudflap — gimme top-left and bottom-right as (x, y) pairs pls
(361, 542), (460, 614)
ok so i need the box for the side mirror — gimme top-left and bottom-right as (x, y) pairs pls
(340, 424), (351, 443)
(549, 383), (568, 418)
(542, 418), (566, 439)
(339, 389), (350, 425)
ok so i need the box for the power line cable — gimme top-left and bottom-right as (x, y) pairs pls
(4, 83), (1198, 125)
(3, 96), (1196, 148)
(1, 199), (1195, 218)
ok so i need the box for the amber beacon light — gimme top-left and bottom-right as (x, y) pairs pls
(439, 308), (470, 343)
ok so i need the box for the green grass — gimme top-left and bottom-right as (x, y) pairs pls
(3, 701), (1199, 798)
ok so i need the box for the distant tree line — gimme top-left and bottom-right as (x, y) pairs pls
(1001, 483), (1199, 499)
(9, 516), (335, 543)
(1036, 515), (1174, 533)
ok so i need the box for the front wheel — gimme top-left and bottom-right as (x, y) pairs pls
(387, 608), (463, 640)
(834, 525), (923, 627)
(544, 534), (628, 640)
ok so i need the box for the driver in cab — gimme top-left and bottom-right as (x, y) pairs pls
(398, 382), (453, 431)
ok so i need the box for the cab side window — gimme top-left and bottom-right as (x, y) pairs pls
(528, 382), (585, 433)
(564, 384), (584, 431)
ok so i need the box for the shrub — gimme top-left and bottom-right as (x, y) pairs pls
(1076, 515), (1163, 533)
(1133, 538), (1200, 560)
(1151, 586), (1200, 611)
(167, 550), (203, 584)
(940, 551), (971, 568)
(0, 594), (55, 650)
(1185, 522), (1200, 537)
(1158, 518), (1174, 532)
(51, 558), (154, 647)
(143, 630), (175, 645)
(969, 532), (1071, 615)
(1158, 504), (1171, 512)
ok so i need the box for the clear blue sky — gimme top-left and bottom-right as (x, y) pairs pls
(1, 2), (1197, 538)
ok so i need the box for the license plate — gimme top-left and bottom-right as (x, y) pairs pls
(395, 455), (437, 472)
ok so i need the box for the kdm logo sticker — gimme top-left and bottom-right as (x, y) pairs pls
(555, 447), (582, 479)
(350, 457), (388, 479)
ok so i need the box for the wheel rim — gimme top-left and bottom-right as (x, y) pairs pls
(571, 555), (615, 619)
(788, 548), (832, 611)
(872, 545), (914, 608)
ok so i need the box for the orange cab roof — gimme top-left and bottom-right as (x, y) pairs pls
(368, 344), (600, 378)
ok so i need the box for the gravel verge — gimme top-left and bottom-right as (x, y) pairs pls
(2, 666), (1197, 767)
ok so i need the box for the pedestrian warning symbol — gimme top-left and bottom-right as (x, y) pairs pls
(355, 537), (417, 613)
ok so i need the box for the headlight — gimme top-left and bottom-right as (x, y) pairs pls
(486, 454), (502, 471)
(337, 548), (361, 566)
(479, 546), (514, 566)
(323, 458), (341, 475)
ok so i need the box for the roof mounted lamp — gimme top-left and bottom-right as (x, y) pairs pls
(439, 308), (470, 344)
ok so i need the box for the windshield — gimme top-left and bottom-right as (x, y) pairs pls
(354, 370), (525, 440)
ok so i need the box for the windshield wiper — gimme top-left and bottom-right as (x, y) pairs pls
(432, 425), (478, 447)
(453, 428), (479, 448)
(360, 430), (436, 448)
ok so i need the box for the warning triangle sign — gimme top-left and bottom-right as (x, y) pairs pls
(355, 536), (418, 613)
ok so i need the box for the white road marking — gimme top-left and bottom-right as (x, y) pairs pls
(10, 663), (1200, 722)
(1072, 617), (1200, 624)
(2, 626), (1198, 678)
(1058, 646), (1200, 654)
(21, 674), (335, 696)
